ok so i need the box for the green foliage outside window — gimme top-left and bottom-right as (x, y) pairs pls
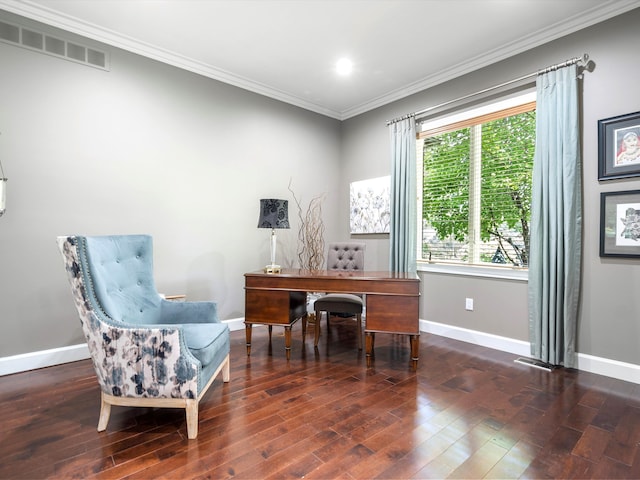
(421, 109), (535, 267)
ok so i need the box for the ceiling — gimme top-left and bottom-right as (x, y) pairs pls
(1, 0), (639, 120)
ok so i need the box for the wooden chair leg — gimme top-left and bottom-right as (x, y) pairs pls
(356, 313), (362, 350)
(302, 314), (307, 341)
(185, 399), (198, 439)
(314, 309), (321, 347)
(222, 356), (230, 382)
(97, 392), (111, 432)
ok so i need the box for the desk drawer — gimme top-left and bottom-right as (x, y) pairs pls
(245, 289), (306, 325)
(365, 294), (419, 334)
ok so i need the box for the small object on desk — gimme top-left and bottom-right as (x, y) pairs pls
(257, 198), (289, 275)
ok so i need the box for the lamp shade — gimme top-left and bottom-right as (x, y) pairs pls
(258, 199), (289, 229)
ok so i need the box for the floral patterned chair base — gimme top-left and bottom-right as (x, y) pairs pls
(58, 235), (230, 439)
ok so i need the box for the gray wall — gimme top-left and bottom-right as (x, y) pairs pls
(341, 8), (640, 365)
(0, 11), (341, 357)
(2, 8), (639, 370)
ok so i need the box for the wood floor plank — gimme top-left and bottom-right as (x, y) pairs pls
(484, 439), (541, 479)
(264, 452), (325, 480)
(572, 424), (612, 463)
(604, 405), (640, 466)
(447, 439), (508, 479)
(2, 324), (640, 479)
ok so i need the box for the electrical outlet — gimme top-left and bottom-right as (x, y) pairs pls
(465, 298), (474, 311)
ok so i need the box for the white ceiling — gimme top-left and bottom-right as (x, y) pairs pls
(2, 0), (640, 119)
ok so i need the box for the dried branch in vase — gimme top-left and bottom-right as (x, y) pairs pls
(288, 180), (325, 271)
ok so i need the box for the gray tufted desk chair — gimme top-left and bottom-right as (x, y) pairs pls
(313, 242), (366, 350)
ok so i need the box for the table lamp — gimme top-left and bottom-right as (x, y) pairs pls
(258, 198), (289, 273)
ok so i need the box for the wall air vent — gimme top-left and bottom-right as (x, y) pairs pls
(0, 19), (109, 71)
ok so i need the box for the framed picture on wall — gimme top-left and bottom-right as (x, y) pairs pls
(349, 176), (391, 234)
(598, 111), (640, 180)
(600, 190), (640, 258)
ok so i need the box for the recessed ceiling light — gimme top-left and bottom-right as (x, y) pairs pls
(336, 58), (353, 76)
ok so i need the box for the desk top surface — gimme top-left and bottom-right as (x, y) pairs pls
(245, 269), (419, 281)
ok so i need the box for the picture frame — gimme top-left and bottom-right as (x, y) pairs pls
(598, 111), (640, 180)
(600, 190), (640, 258)
(349, 176), (390, 234)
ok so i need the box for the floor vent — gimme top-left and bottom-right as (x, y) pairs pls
(514, 357), (555, 371)
(0, 19), (109, 71)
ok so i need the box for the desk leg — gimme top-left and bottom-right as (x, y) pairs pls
(365, 332), (375, 367)
(284, 325), (292, 360)
(245, 324), (252, 356)
(410, 334), (419, 370)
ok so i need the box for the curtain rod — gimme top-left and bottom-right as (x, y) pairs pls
(386, 53), (590, 126)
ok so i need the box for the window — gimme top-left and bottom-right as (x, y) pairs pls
(417, 93), (535, 269)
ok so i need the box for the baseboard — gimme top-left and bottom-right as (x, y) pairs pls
(3, 318), (639, 384)
(224, 317), (245, 332)
(421, 319), (640, 385)
(420, 319), (531, 356)
(0, 317), (246, 377)
(0, 343), (90, 377)
(576, 352), (640, 385)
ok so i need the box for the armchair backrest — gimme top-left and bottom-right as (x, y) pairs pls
(326, 242), (365, 271)
(79, 235), (162, 325)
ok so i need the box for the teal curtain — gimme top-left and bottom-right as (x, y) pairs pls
(389, 117), (417, 273)
(528, 64), (582, 368)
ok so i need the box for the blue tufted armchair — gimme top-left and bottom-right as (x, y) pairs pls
(57, 235), (230, 439)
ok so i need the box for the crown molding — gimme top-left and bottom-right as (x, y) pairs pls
(0, 0), (344, 119)
(1, 0), (639, 121)
(341, 0), (640, 119)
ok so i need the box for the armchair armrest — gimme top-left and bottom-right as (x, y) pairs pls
(159, 299), (220, 325)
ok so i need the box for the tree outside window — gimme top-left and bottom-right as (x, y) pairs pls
(419, 102), (535, 268)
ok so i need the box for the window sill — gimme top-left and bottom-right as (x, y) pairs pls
(417, 262), (528, 282)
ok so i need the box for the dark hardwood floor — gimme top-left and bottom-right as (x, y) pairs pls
(2, 318), (640, 479)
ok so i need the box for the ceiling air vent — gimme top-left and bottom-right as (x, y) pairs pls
(45, 35), (65, 56)
(0, 19), (109, 71)
(66, 41), (85, 62)
(0, 20), (19, 43)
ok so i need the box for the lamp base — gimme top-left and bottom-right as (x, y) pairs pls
(264, 264), (282, 274)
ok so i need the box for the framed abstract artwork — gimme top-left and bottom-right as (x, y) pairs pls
(349, 176), (390, 234)
(598, 111), (640, 180)
(600, 190), (640, 258)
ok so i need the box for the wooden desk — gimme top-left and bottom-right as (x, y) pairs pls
(244, 269), (420, 368)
